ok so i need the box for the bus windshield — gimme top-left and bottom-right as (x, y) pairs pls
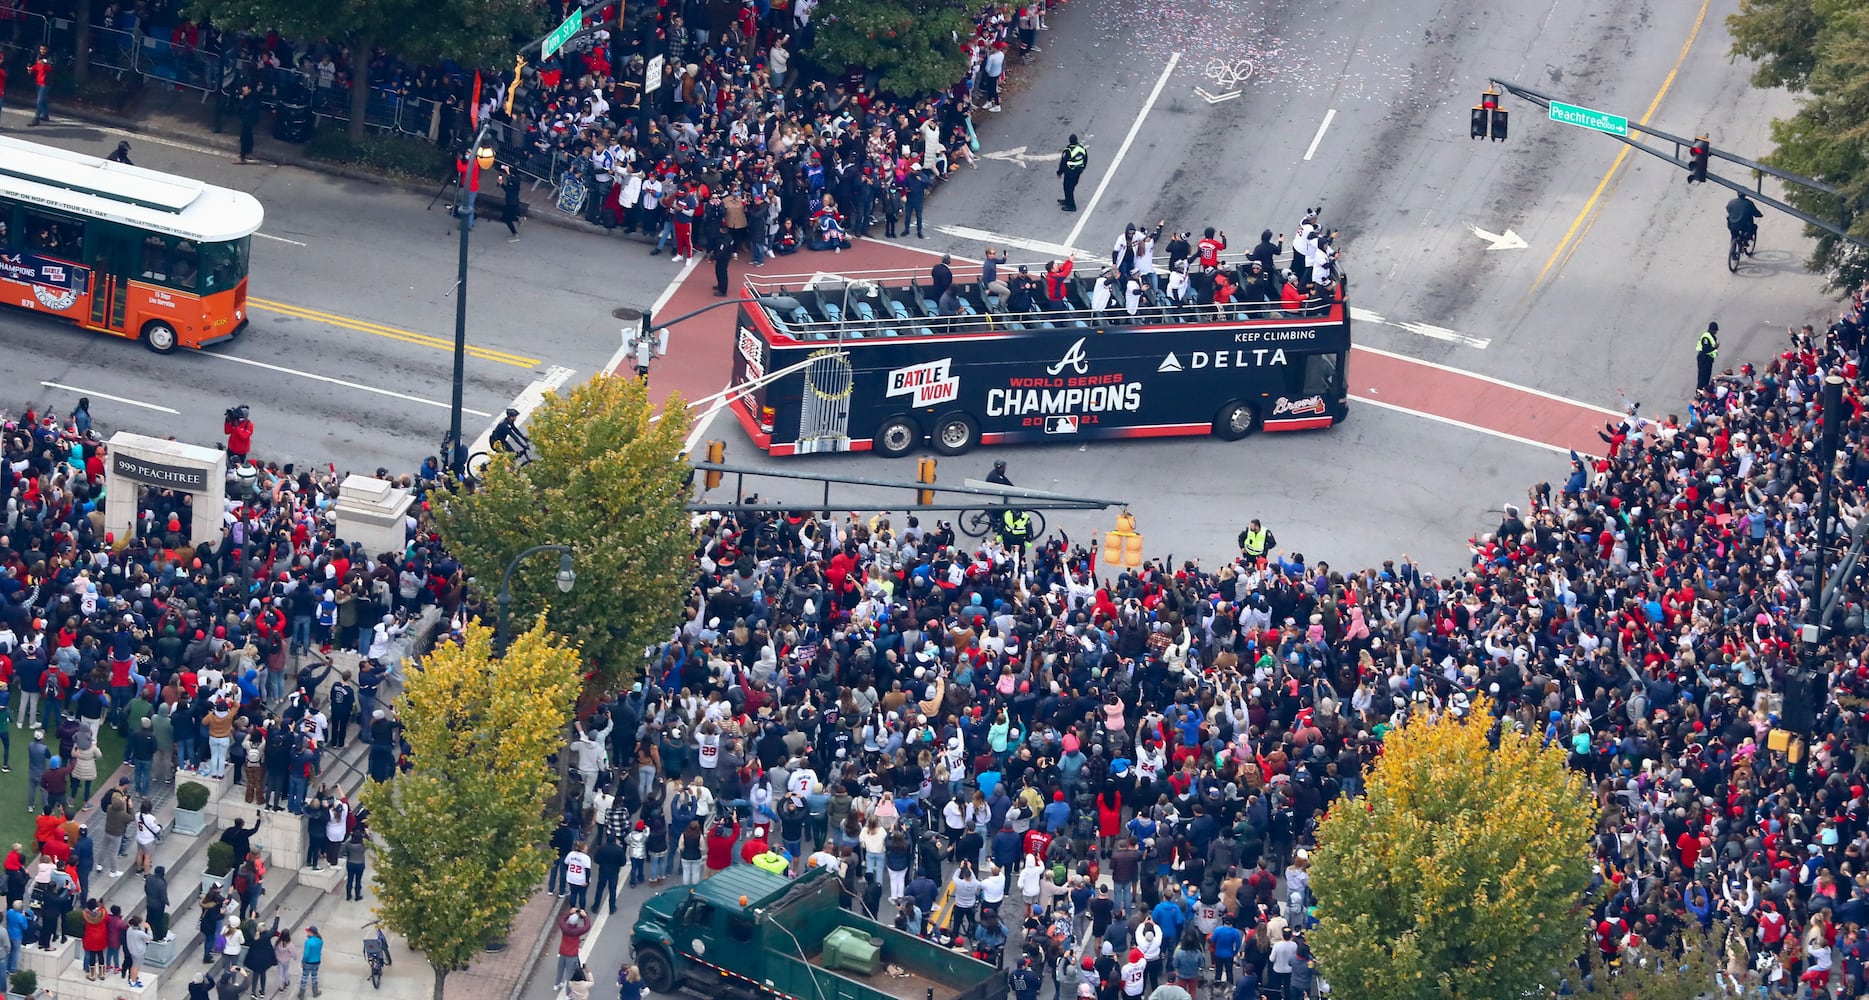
(199, 237), (249, 293)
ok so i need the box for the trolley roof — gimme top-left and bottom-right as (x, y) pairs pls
(0, 135), (264, 242)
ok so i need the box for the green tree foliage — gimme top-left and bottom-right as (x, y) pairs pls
(1307, 700), (1597, 1000)
(1548, 929), (1726, 1000)
(191, 0), (542, 138)
(435, 375), (693, 690)
(360, 620), (581, 1000)
(807, 0), (973, 98)
(1729, 0), (1869, 290)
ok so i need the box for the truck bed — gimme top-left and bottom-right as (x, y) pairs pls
(802, 949), (972, 1000)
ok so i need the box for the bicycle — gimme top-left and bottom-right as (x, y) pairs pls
(958, 505), (1045, 539)
(465, 440), (535, 483)
(363, 919), (392, 989)
(1728, 227), (1756, 273)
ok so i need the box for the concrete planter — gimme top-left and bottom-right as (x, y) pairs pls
(142, 935), (177, 968)
(171, 806), (207, 836)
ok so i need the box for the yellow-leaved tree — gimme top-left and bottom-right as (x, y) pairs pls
(1309, 699), (1597, 1000)
(359, 619), (582, 1000)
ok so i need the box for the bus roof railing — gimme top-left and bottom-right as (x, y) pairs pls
(742, 268), (1346, 344)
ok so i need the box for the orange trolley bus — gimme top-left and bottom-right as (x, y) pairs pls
(0, 134), (262, 353)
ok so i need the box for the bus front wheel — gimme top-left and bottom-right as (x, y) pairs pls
(874, 416), (920, 458)
(1214, 401), (1258, 441)
(931, 413), (978, 455)
(142, 321), (179, 355)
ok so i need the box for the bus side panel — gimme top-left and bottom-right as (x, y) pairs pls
(0, 273), (96, 328)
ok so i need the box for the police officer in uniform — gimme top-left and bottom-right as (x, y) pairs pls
(1000, 507), (1031, 557)
(1058, 135), (1088, 212)
(1008, 956), (1041, 1000)
(1696, 321), (1719, 391)
(1237, 518), (1275, 566)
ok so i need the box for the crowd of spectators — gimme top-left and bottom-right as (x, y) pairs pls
(542, 283), (1869, 1000)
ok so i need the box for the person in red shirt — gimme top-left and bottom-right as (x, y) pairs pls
(1197, 227), (1227, 268)
(704, 818), (739, 872)
(28, 45), (50, 125)
(223, 404), (254, 463)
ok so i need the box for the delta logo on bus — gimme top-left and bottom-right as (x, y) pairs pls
(886, 358), (960, 406)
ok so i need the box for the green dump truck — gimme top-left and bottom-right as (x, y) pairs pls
(630, 866), (1001, 1000)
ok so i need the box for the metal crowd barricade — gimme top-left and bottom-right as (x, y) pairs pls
(135, 35), (220, 101)
(81, 23), (139, 78)
(0, 11), (48, 65)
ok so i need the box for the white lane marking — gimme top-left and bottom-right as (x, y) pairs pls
(1303, 108), (1337, 161)
(1349, 306), (1492, 350)
(1062, 52), (1182, 249)
(199, 352), (493, 416)
(1354, 396), (1570, 456)
(254, 232), (307, 246)
(469, 365), (575, 456)
(1353, 342), (1625, 416)
(934, 225), (1094, 259)
(0, 107), (231, 158)
(609, 257), (699, 374)
(38, 381), (178, 414)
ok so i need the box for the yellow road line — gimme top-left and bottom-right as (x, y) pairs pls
(249, 297), (542, 368)
(1530, 0), (1713, 293)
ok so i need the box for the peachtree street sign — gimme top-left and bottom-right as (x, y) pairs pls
(1547, 100), (1629, 136)
(111, 452), (210, 492)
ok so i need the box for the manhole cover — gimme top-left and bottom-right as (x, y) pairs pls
(612, 306), (643, 321)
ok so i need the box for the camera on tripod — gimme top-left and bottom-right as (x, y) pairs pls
(225, 404), (249, 422)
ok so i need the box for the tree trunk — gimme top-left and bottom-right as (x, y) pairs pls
(72, 0), (91, 85)
(432, 964), (449, 1000)
(346, 31), (372, 140)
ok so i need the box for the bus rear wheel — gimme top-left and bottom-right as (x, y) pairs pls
(142, 321), (179, 354)
(874, 416), (919, 458)
(931, 413), (979, 455)
(1214, 401), (1258, 441)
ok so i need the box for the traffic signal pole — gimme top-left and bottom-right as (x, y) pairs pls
(1481, 77), (1866, 250)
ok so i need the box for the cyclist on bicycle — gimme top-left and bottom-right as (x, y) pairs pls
(491, 407), (532, 456)
(1726, 193), (1762, 253)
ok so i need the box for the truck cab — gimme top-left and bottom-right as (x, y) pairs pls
(631, 866), (999, 1000)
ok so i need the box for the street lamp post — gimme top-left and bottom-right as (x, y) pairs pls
(495, 544), (576, 656)
(448, 125), (499, 476)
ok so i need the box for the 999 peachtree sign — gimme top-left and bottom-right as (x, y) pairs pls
(111, 452), (210, 492)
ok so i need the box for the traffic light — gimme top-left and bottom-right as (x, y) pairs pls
(702, 439), (724, 490)
(1687, 137), (1709, 183)
(916, 457), (937, 505)
(1781, 669), (1824, 735)
(1471, 91), (1504, 141)
(1102, 509), (1144, 569)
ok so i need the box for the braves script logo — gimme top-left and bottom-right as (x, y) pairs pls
(1272, 395), (1326, 416)
(1046, 337), (1090, 376)
(886, 358), (959, 406)
(737, 327), (765, 381)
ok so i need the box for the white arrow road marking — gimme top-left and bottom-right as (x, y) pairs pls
(934, 225), (1095, 259)
(1351, 306), (1492, 349)
(1467, 225), (1529, 250)
(980, 145), (1063, 168)
(1193, 88), (1242, 105)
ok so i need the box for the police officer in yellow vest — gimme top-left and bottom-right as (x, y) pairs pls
(1057, 134), (1088, 212)
(1237, 518), (1276, 566)
(1000, 507), (1032, 555)
(752, 847), (789, 876)
(1696, 321), (1719, 391)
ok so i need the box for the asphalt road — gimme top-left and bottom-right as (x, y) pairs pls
(0, 109), (675, 475)
(534, 0), (1847, 989)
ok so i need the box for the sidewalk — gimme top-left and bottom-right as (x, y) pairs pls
(281, 871), (563, 1000)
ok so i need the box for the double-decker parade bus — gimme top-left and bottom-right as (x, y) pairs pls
(728, 265), (1351, 456)
(0, 134), (262, 353)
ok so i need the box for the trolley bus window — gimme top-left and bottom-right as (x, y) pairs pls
(200, 237), (248, 292)
(24, 211), (82, 261)
(0, 198), (15, 249)
(139, 235), (200, 291)
(138, 234), (169, 283)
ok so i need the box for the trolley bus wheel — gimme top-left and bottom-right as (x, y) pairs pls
(931, 413), (979, 455)
(874, 416), (920, 458)
(142, 321), (179, 354)
(1213, 400), (1258, 441)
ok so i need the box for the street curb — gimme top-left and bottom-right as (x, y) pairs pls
(43, 99), (622, 241)
(509, 895), (562, 1000)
